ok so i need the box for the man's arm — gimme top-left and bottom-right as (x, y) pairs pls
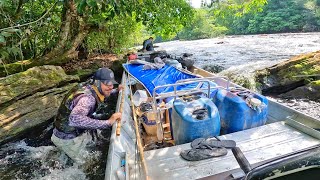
(69, 95), (113, 129)
(110, 85), (123, 95)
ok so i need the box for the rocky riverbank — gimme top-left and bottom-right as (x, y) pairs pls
(0, 53), (124, 145)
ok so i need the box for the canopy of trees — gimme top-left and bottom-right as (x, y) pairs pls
(0, 0), (193, 68)
(2, 0), (319, 75)
(178, 9), (227, 40)
(179, 0), (320, 40)
(218, 0), (320, 34)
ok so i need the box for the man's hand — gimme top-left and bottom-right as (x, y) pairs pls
(108, 112), (122, 125)
(118, 84), (124, 91)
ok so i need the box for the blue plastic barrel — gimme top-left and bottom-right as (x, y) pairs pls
(171, 96), (220, 145)
(212, 89), (268, 134)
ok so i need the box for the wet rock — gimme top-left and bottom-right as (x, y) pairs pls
(203, 64), (225, 73)
(0, 65), (79, 105)
(279, 80), (320, 102)
(0, 65), (80, 145)
(272, 98), (320, 119)
(0, 83), (77, 145)
(256, 51), (320, 95)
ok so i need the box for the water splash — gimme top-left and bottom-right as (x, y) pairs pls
(156, 32), (320, 119)
(217, 60), (278, 90)
(157, 32), (320, 70)
(0, 137), (107, 180)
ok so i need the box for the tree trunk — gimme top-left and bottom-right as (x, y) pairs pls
(40, 0), (75, 62)
(0, 0), (91, 77)
(61, 17), (89, 61)
(37, 0), (89, 65)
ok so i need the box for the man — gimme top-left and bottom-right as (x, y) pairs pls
(141, 37), (154, 52)
(51, 68), (122, 164)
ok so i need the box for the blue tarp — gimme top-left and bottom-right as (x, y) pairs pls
(123, 64), (217, 96)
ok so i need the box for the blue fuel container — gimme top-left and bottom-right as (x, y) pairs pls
(212, 89), (268, 134)
(171, 96), (220, 145)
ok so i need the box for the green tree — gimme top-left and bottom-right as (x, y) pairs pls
(178, 9), (227, 40)
(213, 0), (320, 34)
(0, 0), (62, 63)
(86, 14), (146, 53)
(0, 0), (193, 76)
(247, 0), (313, 33)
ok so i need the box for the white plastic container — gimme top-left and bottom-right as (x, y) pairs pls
(132, 90), (148, 106)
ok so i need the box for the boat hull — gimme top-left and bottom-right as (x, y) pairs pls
(105, 65), (320, 180)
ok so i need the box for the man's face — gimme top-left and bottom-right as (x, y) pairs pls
(100, 81), (114, 97)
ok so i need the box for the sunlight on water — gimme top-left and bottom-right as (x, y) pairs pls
(38, 166), (87, 180)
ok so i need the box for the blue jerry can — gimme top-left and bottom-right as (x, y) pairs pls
(171, 96), (221, 145)
(212, 89), (268, 134)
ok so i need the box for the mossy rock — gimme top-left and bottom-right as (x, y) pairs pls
(0, 83), (77, 145)
(310, 80), (320, 87)
(255, 51), (320, 94)
(68, 68), (97, 81)
(110, 59), (126, 83)
(279, 80), (320, 101)
(219, 70), (257, 91)
(0, 65), (79, 105)
(0, 60), (34, 77)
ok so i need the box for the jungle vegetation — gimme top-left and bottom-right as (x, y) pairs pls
(1, 0), (318, 76)
(179, 0), (320, 39)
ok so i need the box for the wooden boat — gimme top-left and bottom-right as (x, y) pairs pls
(105, 52), (320, 180)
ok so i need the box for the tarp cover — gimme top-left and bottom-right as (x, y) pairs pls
(123, 64), (216, 96)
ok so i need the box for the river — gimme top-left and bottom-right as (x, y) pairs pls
(1, 32), (319, 180)
(157, 32), (320, 120)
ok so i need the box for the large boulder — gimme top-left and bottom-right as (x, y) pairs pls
(0, 84), (77, 144)
(279, 80), (320, 101)
(256, 51), (320, 95)
(0, 65), (79, 145)
(0, 65), (79, 105)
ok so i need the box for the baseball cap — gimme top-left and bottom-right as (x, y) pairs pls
(94, 68), (118, 85)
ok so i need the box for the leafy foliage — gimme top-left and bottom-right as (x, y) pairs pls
(246, 0), (320, 33)
(0, 0), (62, 63)
(0, 0), (193, 65)
(178, 9), (227, 40)
(211, 0), (268, 18)
(213, 0), (320, 34)
(176, 0), (269, 40)
(138, 0), (193, 39)
(86, 14), (147, 54)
